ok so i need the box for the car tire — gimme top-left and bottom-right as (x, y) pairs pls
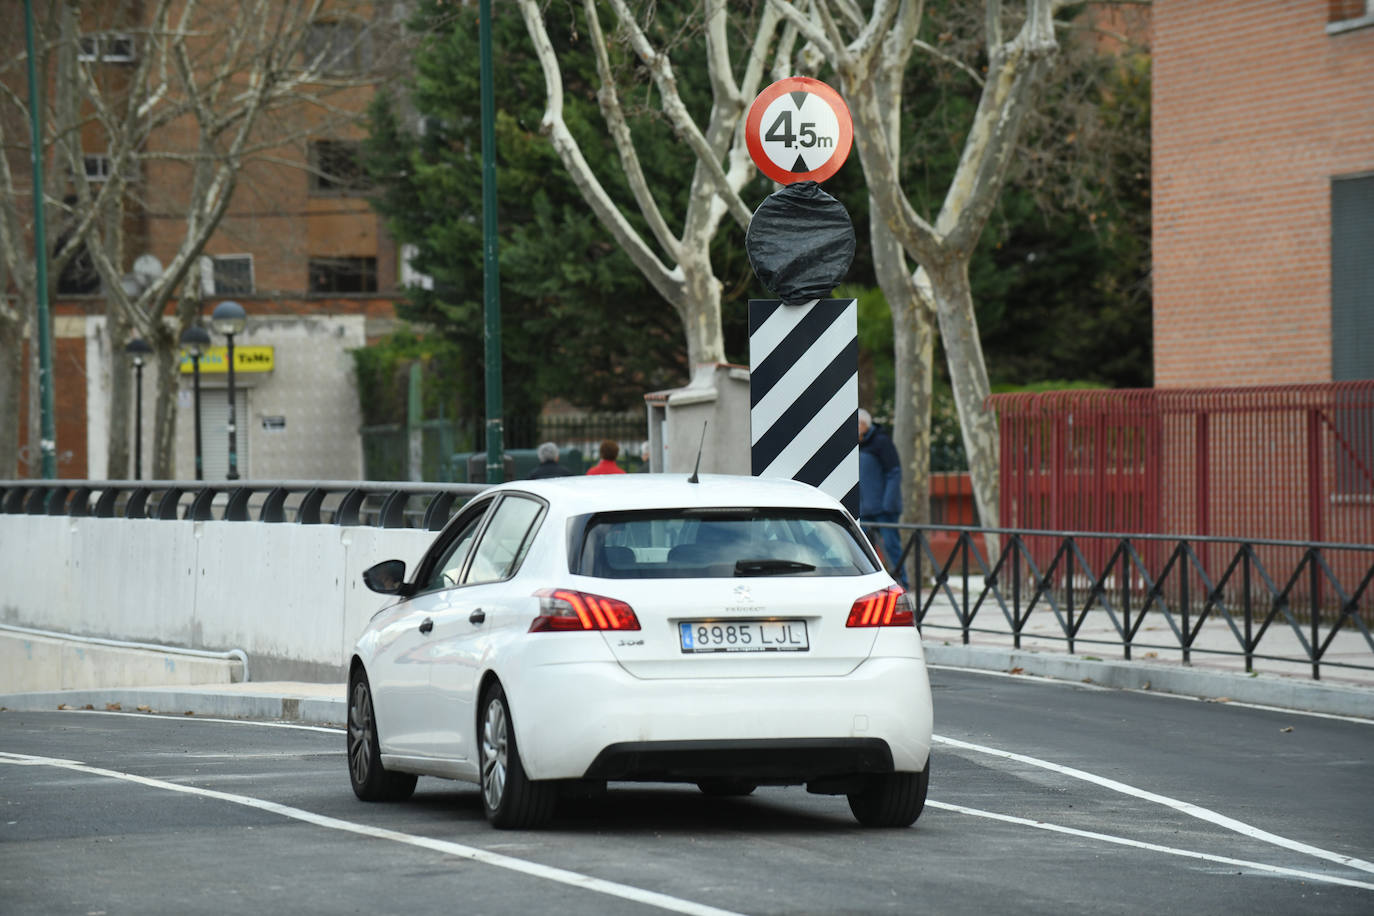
(480, 682), (556, 829)
(847, 761), (929, 828)
(697, 780), (758, 797)
(347, 670), (418, 802)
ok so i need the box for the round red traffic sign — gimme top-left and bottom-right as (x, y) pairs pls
(745, 77), (853, 185)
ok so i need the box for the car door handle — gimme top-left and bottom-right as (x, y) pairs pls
(419, 617), (434, 634)
(469, 608), (486, 625)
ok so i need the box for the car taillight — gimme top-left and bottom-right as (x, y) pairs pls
(846, 585), (915, 627)
(530, 588), (641, 632)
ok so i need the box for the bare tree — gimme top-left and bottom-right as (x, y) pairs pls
(1, 0), (408, 479)
(767, 0), (1080, 530)
(517, 0), (792, 375)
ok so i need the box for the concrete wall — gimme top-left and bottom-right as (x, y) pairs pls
(0, 632), (243, 692)
(0, 515), (436, 681)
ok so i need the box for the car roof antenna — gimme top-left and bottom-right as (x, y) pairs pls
(687, 422), (708, 484)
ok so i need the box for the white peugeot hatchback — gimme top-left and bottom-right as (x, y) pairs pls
(348, 474), (932, 828)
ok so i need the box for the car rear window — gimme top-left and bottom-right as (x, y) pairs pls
(572, 508), (880, 578)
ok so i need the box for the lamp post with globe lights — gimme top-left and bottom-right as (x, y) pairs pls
(211, 301), (247, 480)
(179, 324), (211, 480)
(124, 337), (153, 480)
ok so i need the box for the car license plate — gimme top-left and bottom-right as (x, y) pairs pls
(679, 619), (809, 653)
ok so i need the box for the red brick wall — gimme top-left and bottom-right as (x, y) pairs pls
(1153, 1), (1374, 387)
(16, 334), (88, 479)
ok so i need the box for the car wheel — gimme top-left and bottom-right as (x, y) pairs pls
(480, 683), (556, 829)
(697, 779), (757, 797)
(347, 670), (418, 802)
(847, 761), (929, 828)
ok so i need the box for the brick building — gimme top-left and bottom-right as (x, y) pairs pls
(6, 1), (410, 481)
(1152, 0), (1374, 386)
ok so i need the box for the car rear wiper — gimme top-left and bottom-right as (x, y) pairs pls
(734, 558), (816, 576)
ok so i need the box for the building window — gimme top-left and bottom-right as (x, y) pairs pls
(309, 257), (377, 294)
(78, 33), (136, 62)
(1332, 175), (1373, 381)
(303, 20), (370, 75)
(200, 255), (254, 295)
(84, 155), (112, 182)
(308, 140), (371, 194)
(1328, 0), (1374, 31)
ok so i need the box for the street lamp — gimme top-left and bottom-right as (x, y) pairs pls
(124, 337), (153, 480)
(180, 324), (211, 481)
(211, 300), (247, 480)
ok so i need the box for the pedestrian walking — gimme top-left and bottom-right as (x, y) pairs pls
(526, 441), (574, 479)
(858, 409), (908, 586)
(586, 439), (627, 475)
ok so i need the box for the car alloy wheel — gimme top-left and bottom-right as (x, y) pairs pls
(347, 669), (417, 802)
(479, 683), (556, 828)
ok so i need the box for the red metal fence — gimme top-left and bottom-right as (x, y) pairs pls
(992, 383), (1374, 544)
(990, 383), (1374, 618)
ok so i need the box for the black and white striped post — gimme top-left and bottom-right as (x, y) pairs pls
(748, 298), (859, 515)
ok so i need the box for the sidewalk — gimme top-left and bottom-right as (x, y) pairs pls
(1, 612), (1370, 724)
(919, 585), (1374, 719)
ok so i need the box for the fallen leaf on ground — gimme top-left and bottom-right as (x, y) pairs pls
(1281, 726), (1294, 733)
(105, 703), (121, 711)
(57, 704), (70, 710)
(136, 705), (151, 712)
(1010, 667), (1024, 675)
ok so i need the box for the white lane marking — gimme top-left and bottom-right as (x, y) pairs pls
(33, 708), (342, 734)
(933, 735), (1374, 875)
(0, 752), (743, 916)
(927, 663), (1374, 725)
(927, 801), (1374, 892)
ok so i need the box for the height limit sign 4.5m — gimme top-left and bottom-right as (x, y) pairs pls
(745, 77), (853, 185)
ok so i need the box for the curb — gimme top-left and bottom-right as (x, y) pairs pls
(924, 644), (1374, 719)
(0, 687), (347, 727)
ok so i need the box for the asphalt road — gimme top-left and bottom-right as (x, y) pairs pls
(2, 668), (1371, 916)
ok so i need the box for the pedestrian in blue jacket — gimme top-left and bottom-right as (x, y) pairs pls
(858, 409), (908, 586)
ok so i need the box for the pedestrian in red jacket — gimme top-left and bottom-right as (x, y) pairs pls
(586, 439), (627, 475)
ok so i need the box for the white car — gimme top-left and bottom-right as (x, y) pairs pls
(348, 474), (933, 828)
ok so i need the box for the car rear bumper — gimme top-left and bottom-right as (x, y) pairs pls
(503, 654), (932, 781)
(582, 737), (894, 784)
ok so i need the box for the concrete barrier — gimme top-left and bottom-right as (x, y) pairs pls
(0, 515), (436, 681)
(0, 631), (244, 692)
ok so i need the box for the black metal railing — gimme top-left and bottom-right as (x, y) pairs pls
(0, 479), (486, 530)
(876, 523), (1374, 680)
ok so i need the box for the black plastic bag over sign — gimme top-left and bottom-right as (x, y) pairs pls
(745, 181), (855, 305)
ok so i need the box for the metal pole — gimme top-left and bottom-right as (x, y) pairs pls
(192, 354), (204, 481)
(479, 0), (503, 483)
(226, 333), (239, 480)
(133, 360), (143, 481)
(23, 0), (57, 478)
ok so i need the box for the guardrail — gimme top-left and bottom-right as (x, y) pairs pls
(0, 479), (487, 529)
(880, 523), (1374, 680)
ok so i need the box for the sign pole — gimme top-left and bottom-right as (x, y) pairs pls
(479, 0), (504, 483)
(23, 0), (57, 479)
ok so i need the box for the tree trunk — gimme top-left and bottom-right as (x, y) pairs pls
(678, 252), (725, 370)
(105, 309), (132, 481)
(927, 258), (998, 530)
(871, 215), (935, 526)
(0, 309), (21, 479)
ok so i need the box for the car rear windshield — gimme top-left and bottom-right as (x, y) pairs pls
(572, 508), (880, 578)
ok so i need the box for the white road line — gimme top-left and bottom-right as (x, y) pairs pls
(927, 801), (1374, 892)
(926, 663), (1374, 725)
(933, 734), (1374, 876)
(37, 708), (342, 734)
(0, 752), (745, 916)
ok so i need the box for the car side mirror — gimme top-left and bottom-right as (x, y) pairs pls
(363, 559), (411, 596)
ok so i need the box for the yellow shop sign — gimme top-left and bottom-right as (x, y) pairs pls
(180, 345), (274, 374)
